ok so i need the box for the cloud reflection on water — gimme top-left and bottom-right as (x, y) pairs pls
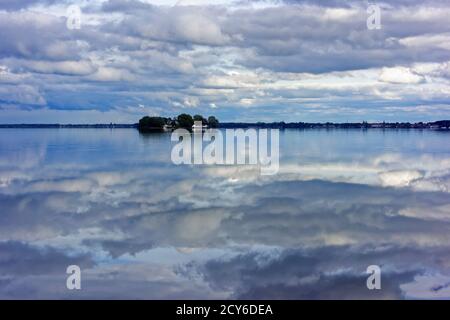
(0, 128), (450, 299)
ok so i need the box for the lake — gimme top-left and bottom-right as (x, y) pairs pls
(1, 128), (450, 299)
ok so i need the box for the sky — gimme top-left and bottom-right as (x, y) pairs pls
(1, 0), (450, 123)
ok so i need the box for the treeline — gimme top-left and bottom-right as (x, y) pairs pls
(0, 124), (137, 128)
(219, 120), (450, 130)
(138, 114), (219, 132)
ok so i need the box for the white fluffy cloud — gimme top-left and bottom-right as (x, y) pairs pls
(379, 67), (425, 84)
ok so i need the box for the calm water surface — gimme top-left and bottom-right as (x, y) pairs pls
(1, 128), (450, 299)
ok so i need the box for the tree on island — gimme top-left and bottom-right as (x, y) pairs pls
(177, 114), (194, 129)
(208, 116), (219, 128)
(434, 120), (450, 129)
(138, 114), (219, 131)
(138, 116), (166, 131)
(193, 114), (208, 125)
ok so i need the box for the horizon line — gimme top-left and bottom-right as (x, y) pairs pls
(1, 120), (450, 127)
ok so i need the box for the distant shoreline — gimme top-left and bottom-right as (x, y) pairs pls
(0, 124), (138, 129)
(0, 120), (449, 130)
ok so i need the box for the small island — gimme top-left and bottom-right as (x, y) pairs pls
(138, 114), (219, 132)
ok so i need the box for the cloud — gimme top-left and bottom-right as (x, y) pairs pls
(401, 274), (450, 299)
(378, 169), (424, 187)
(379, 67), (425, 84)
(0, 84), (46, 107)
(0, 241), (94, 276)
(88, 67), (135, 82)
(16, 60), (96, 76)
(0, 11), (83, 61)
(190, 245), (450, 299)
(0, 0), (57, 11)
(0, 0), (450, 121)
